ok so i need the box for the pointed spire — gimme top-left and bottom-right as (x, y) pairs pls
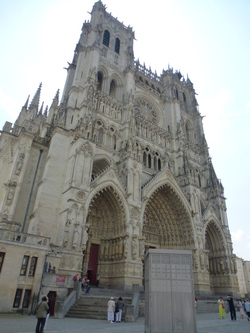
(187, 74), (193, 85)
(44, 106), (48, 117)
(50, 89), (60, 109)
(29, 83), (42, 112)
(23, 95), (30, 110)
(38, 102), (44, 115)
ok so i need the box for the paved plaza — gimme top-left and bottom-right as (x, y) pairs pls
(0, 312), (249, 333)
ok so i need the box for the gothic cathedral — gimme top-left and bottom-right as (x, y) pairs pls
(0, 0), (239, 311)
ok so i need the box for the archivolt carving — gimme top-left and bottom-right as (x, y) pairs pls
(205, 221), (235, 276)
(86, 185), (127, 240)
(143, 183), (193, 248)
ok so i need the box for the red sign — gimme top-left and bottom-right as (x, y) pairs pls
(56, 275), (66, 283)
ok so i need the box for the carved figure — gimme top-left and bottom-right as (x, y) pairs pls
(72, 223), (80, 248)
(123, 236), (129, 259)
(132, 237), (137, 260)
(6, 187), (15, 206)
(139, 239), (145, 257)
(15, 153), (25, 175)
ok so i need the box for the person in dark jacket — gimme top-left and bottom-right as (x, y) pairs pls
(115, 296), (124, 322)
(227, 295), (236, 320)
(43, 295), (51, 331)
(35, 296), (49, 333)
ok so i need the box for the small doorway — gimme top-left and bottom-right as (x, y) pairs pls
(87, 244), (99, 286)
(47, 291), (57, 316)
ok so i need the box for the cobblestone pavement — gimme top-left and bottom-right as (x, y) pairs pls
(0, 312), (249, 333)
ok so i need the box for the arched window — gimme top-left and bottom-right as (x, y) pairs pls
(176, 89), (179, 100)
(97, 72), (103, 91)
(183, 92), (186, 102)
(143, 152), (147, 166)
(115, 38), (120, 54)
(198, 174), (201, 187)
(109, 80), (116, 98)
(148, 155), (151, 168)
(98, 128), (103, 144)
(103, 30), (110, 47)
(158, 159), (161, 171)
(186, 121), (194, 142)
(113, 134), (116, 150)
(154, 156), (157, 170)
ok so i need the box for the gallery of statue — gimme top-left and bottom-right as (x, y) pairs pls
(0, 1), (239, 311)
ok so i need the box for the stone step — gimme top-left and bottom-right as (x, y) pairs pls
(195, 300), (219, 314)
(66, 291), (132, 320)
(66, 287), (221, 319)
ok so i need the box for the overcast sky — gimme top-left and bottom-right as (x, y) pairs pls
(0, 0), (250, 260)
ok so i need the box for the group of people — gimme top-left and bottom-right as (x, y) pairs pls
(107, 296), (124, 324)
(73, 273), (91, 294)
(45, 262), (56, 274)
(35, 295), (51, 333)
(218, 295), (250, 321)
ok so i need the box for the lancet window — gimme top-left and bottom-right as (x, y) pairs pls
(109, 80), (116, 98)
(97, 72), (103, 91)
(115, 38), (120, 54)
(185, 121), (194, 142)
(143, 148), (161, 171)
(103, 30), (110, 47)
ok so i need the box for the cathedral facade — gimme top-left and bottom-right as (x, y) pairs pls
(0, 1), (239, 312)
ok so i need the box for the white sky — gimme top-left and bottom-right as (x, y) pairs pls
(0, 0), (250, 260)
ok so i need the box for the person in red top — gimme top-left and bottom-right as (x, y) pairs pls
(73, 274), (79, 282)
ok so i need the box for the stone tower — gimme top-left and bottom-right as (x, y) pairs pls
(0, 0), (238, 304)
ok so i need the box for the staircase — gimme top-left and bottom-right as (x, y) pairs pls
(66, 286), (220, 319)
(195, 299), (222, 314)
(66, 287), (132, 320)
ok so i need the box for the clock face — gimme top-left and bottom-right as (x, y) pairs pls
(134, 100), (158, 124)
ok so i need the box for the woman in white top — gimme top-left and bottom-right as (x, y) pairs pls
(237, 299), (244, 320)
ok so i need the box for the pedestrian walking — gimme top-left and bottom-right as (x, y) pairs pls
(115, 296), (124, 322)
(95, 274), (100, 287)
(43, 296), (51, 332)
(217, 297), (226, 319)
(227, 294), (236, 320)
(237, 299), (244, 320)
(245, 299), (250, 321)
(107, 297), (115, 324)
(35, 296), (49, 333)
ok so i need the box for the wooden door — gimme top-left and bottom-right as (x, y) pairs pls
(47, 291), (57, 316)
(87, 244), (99, 285)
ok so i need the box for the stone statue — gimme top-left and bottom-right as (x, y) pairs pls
(124, 236), (129, 259)
(132, 237), (137, 260)
(200, 253), (205, 270)
(72, 223), (80, 248)
(139, 239), (145, 257)
(15, 153), (25, 176)
(6, 186), (15, 206)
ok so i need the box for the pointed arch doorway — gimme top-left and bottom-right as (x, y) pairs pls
(205, 221), (230, 294)
(83, 185), (127, 287)
(142, 184), (194, 250)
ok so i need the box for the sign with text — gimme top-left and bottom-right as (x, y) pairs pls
(56, 275), (66, 283)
